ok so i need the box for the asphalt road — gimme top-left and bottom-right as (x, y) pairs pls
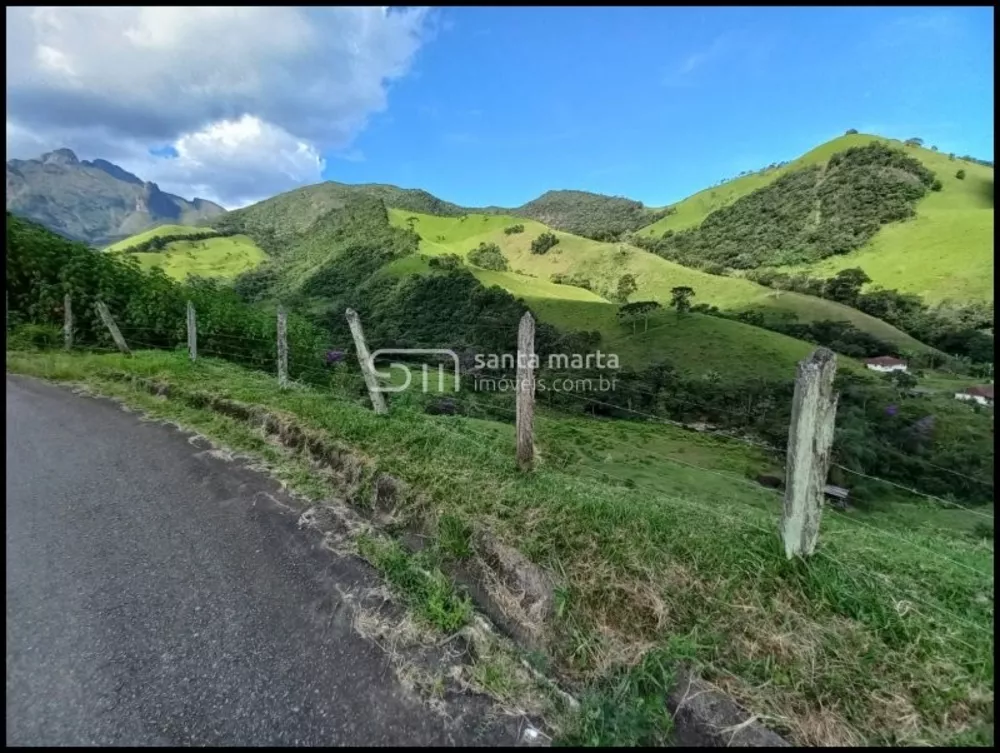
(5, 375), (514, 746)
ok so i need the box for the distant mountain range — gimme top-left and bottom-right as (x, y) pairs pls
(5, 149), (225, 246)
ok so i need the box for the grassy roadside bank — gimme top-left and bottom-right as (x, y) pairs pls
(6, 348), (994, 746)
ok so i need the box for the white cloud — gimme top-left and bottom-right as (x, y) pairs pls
(5, 6), (430, 207)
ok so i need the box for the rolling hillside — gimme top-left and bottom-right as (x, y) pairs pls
(105, 225), (267, 280)
(637, 134), (994, 303)
(388, 209), (936, 357)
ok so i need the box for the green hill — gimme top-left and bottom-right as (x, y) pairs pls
(104, 224), (219, 252)
(211, 181), (467, 256)
(387, 209), (936, 360)
(637, 133), (994, 303)
(503, 189), (671, 239)
(105, 225), (267, 281)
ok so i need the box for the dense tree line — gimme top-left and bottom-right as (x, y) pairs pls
(117, 230), (234, 254)
(746, 267), (994, 366)
(690, 301), (901, 359)
(6, 213), (328, 379)
(633, 143), (937, 269)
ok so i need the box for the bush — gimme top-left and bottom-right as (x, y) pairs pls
(956, 169), (966, 180)
(930, 179), (943, 192)
(8, 323), (63, 350)
(503, 224), (524, 235)
(467, 243), (509, 271)
(530, 232), (560, 255)
(428, 254), (462, 270)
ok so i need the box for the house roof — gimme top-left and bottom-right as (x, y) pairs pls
(961, 385), (995, 399)
(864, 356), (907, 366)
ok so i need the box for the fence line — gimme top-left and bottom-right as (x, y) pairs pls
(76, 330), (994, 522)
(832, 464), (994, 520)
(30, 298), (995, 558)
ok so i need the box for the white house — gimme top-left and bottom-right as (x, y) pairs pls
(864, 356), (908, 373)
(955, 385), (994, 406)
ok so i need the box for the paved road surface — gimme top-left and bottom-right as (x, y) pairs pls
(6, 375), (513, 746)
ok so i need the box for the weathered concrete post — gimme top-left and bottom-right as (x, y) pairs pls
(64, 294), (73, 350)
(94, 301), (131, 356)
(186, 301), (197, 361)
(345, 308), (388, 415)
(516, 311), (536, 471)
(781, 347), (838, 559)
(277, 305), (289, 389)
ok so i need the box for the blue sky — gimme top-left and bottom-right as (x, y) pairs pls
(325, 6), (994, 208)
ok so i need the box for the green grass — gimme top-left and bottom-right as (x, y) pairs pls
(8, 347), (992, 747)
(636, 133), (994, 305)
(387, 209), (936, 374)
(111, 233), (268, 281)
(103, 223), (218, 252)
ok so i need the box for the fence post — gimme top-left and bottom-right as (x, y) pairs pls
(64, 293), (73, 350)
(345, 308), (388, 415)
(94, 301), (131, 356)
(781, 347), (838, 559)
(186, 300), (197, 361)
(516, 311), (536, 471)
(277, 305), (288, 389)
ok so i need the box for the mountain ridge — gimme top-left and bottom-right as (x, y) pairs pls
(5, 148), (225, 247)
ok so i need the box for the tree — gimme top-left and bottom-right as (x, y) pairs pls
(930, 145), (938, 151)
(823, 267), (871, 305)
(888, 370), (918, 390)
(845, 128), (859, 135)
(530, 232), (559, 255)
(670, 286), (695, 316)
(956, 169), (966, 180)
(619, 300), (662, 332)
(616, 274), (638, 303)
(904, 137), (924, 147)
(616, 303), (640, 334)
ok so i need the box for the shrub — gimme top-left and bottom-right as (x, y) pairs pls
(8, 323), (63, 350)
(428, 254), (462, 270)
(930, 179), (943, 192)
(467, 242), (509, 271)
(503, 224), (524, 235)
(530, 232), (560, 255)
(956, 169), (966, 180)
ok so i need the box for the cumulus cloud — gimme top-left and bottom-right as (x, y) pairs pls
(5, 6), (430, 206)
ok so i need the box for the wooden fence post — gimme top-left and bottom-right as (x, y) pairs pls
(277, 305), (288, 389)
(186, 300), (197, 361)
(94, 301), (131, 356)
(781, 347), (838, 559)
(516, 311), (536, 471)
(64, 293), (73, 350)
(345, 308), (388, 415)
